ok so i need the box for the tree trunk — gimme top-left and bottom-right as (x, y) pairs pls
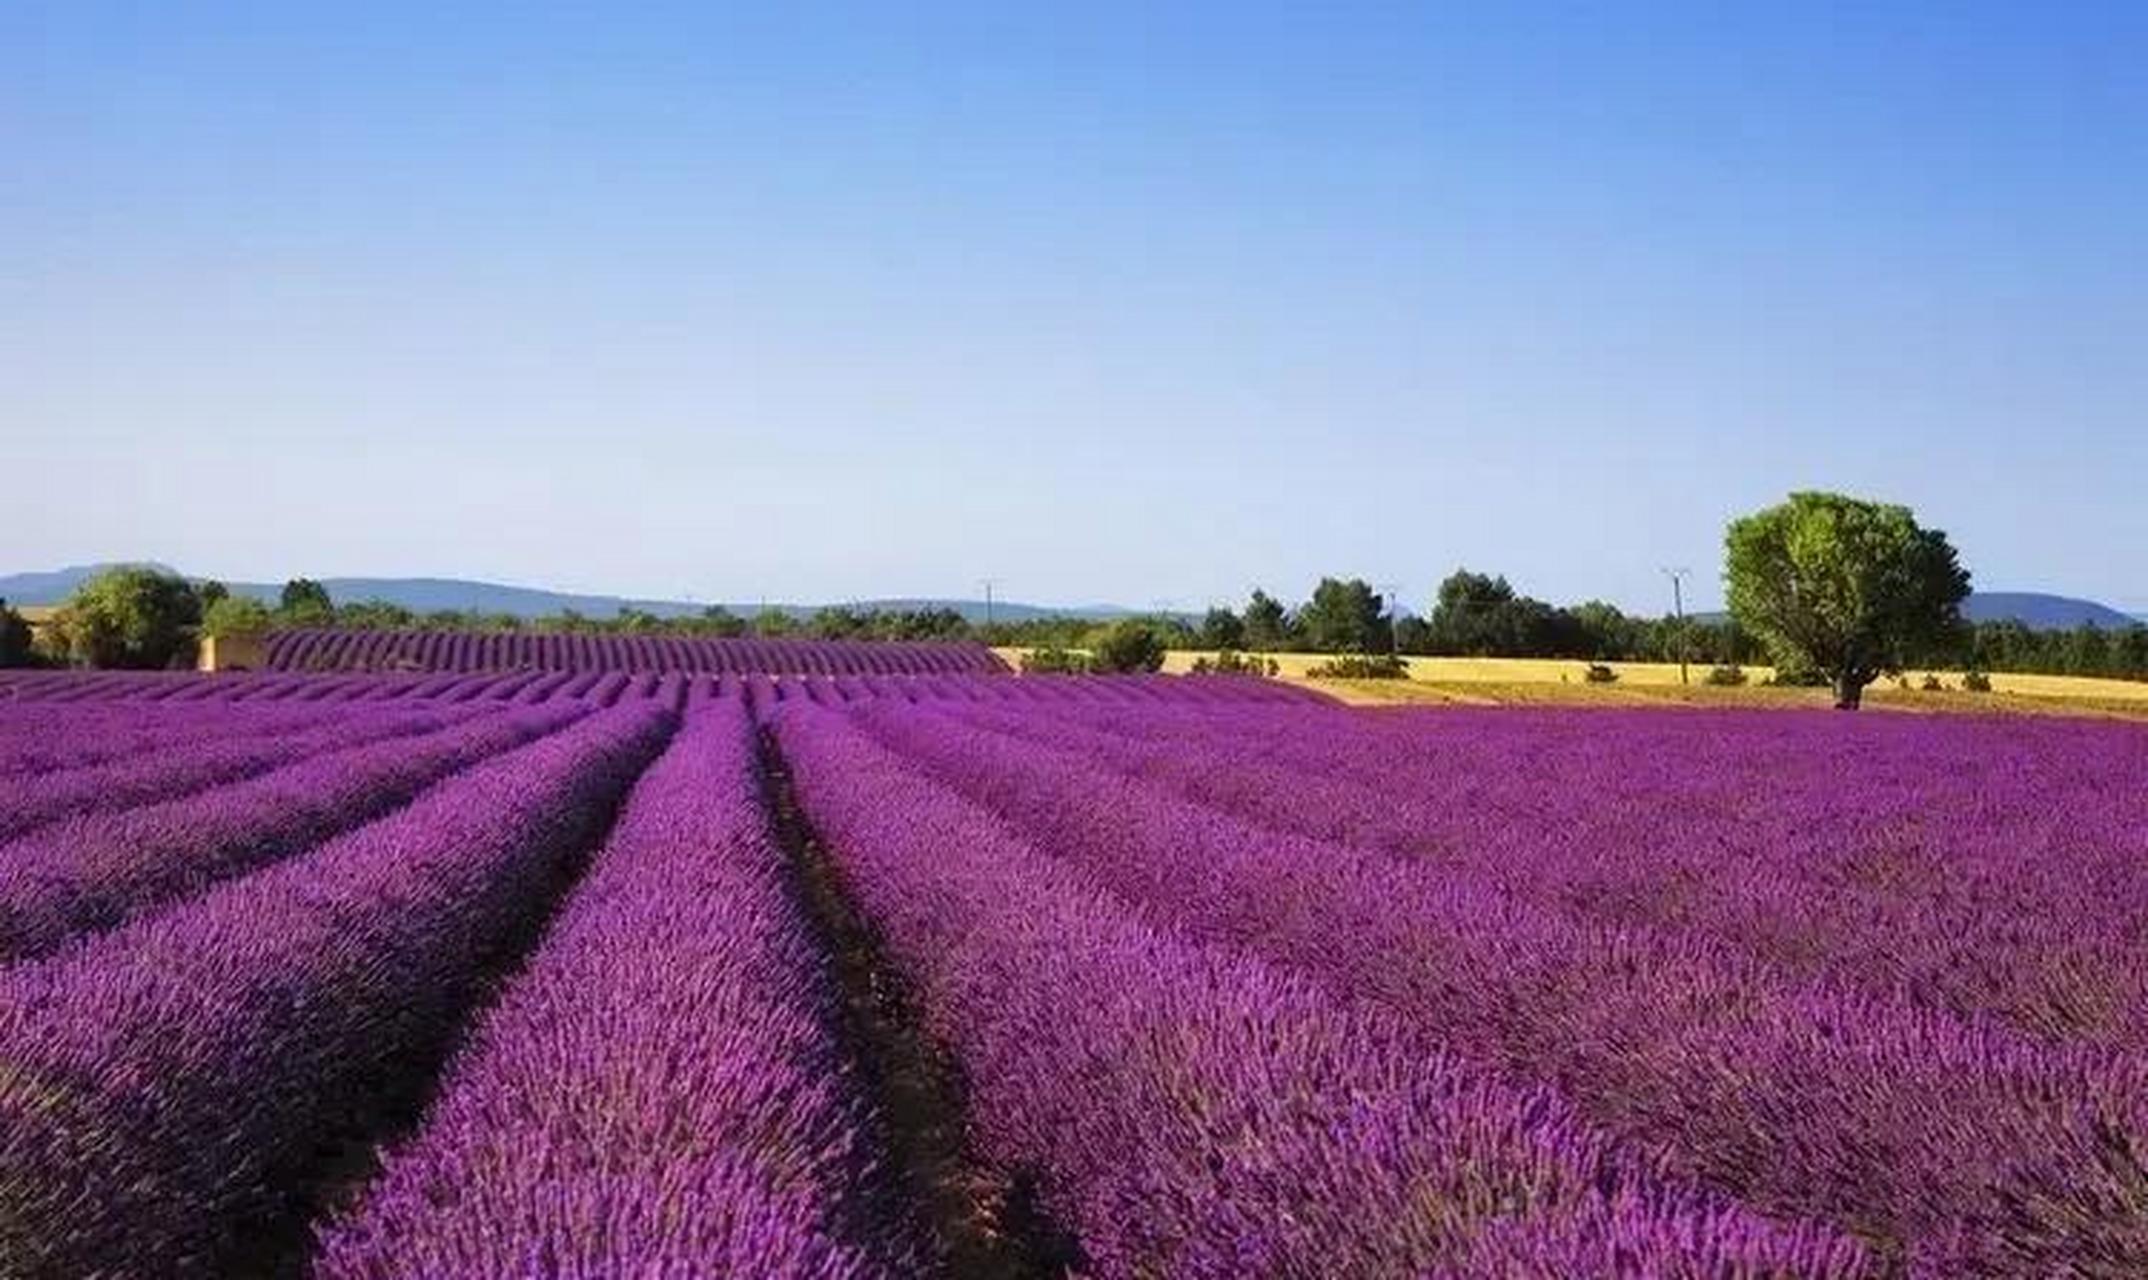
(1833, 668), (1864, 711)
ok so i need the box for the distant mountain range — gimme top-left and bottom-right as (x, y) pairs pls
(4, 564), (2139, 629)
(0, 564), (1153, 624)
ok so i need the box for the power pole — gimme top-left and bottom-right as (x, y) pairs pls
(979, 578), (999, 630)
(1663, 567), (1691, 684)
(1378, 581), (1403, 657)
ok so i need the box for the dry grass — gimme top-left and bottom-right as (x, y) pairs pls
(1306, 676), (2148, 721)
(989, 645), (2148, 718)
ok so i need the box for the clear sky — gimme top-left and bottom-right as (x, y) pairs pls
(8, 3), (2143, 614)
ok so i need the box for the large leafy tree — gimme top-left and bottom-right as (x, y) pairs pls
(1297, 577), (1391, 653)
(49, 567), (203, 669)
(1425, 570), (1520, 655)
(1726, 492), (1970, 709)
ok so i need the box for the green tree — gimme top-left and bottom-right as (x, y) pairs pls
(1242, 589), (1292, 650)
(49, 567), (203, 669)
(1196, 606), (1245, 650)
(279, 578), (334, 624)
(196, 580), (230, 609)
(1088, 619), (1167, 673)
(201, 595), (273, 639)
(0, 600), (36, 668)
(700, 605), (748, 638)
(754, 607), (799, 638)
(1426, 570), (1519, 655)
(1725, 492), (1971, 709)
(1297, 577), (1390, 653)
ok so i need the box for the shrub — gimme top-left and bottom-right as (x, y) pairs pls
(1962, 669), (1993, 693)
(1703, 664), (1748, 687)
(1020, 646), (1094, 675)
(1920, 674), (1945, 692)
(1088, 621), (1168, 674)
(1189, 649), (1280, 678)
(1305, 654), (1410, 680)
(1582, 663), (1619, 684)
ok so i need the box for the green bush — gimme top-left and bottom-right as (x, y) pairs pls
(1019, 645), (1095, 675)
(1703, 664), (1748, 687)
(1304, 653), (1410, 680)
(1582, 662), (1619, 684)
(1088, 621), (1168, 674)
(1189, 648), (1280, 678)
(1962, 669), (1993, 693)
(1920, 673), (1946, 692)
(48, 567), (202, 670)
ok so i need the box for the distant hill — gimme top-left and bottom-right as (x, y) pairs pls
(1958, 592), (2141, 629)
(1689, 591), (2142, 629)
(0, 563), (1146, 624)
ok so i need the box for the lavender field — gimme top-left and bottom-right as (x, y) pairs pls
(0, 668), (2143, 1276)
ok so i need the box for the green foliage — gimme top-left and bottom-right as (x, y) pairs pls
(279, 578), (335, 623)
(754, 608), (799, 638)
(1962, 668), (1993, 693)
(1920, 673), (1946, 692)
(1305, 653), (1409, 679)
(1726, 492), (1970, 709)
(1296, 577), (1392, 654)
(49, 567), (202, 669)
(1197, 606), (1245, 650)
(196, 580), (230, 608)
(1188, 648), (1280, 677)
(1019, 645), (1095, 675)
(1582, 662), (1620, 684)
(1703, 663), (1748, 687)
(1088, 620), (1168, 674)
(201, 595), (274, 639)
(699, 605), (748, 638)
(0, 601), (37, 669)
(1242, 589), (1294, 651)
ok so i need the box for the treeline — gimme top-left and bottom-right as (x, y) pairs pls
(1968, 619), (2148, 681)
(11, 566), (2146, 682)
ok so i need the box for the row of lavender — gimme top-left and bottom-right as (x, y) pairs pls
(834, 699), (2148, 1272)
(265, 627), (1008, 676)
(1, 681), (1864, 1274)
(0, 684), (932, 1274)
(0, 667), (1322, 709)
(12, 682), (2139, 1271)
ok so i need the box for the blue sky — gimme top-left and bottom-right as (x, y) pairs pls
(7, 3), (2143, 613)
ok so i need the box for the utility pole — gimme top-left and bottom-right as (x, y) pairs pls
(1663, 567), (1691, 684)
(1378, 581), (1403, 657)
(979, 578), (999, 630)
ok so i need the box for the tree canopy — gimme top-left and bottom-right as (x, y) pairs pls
(202, 595), (275, 639)
(1296, 577), (1391, 654)
(1089, 619), (1168, 673)
(48, 567), (203, 670)
(1726, 492), (1970, 708)
(279, 579), (335, 624)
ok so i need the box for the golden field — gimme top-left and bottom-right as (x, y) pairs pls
(994, 647), (2148, 718)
